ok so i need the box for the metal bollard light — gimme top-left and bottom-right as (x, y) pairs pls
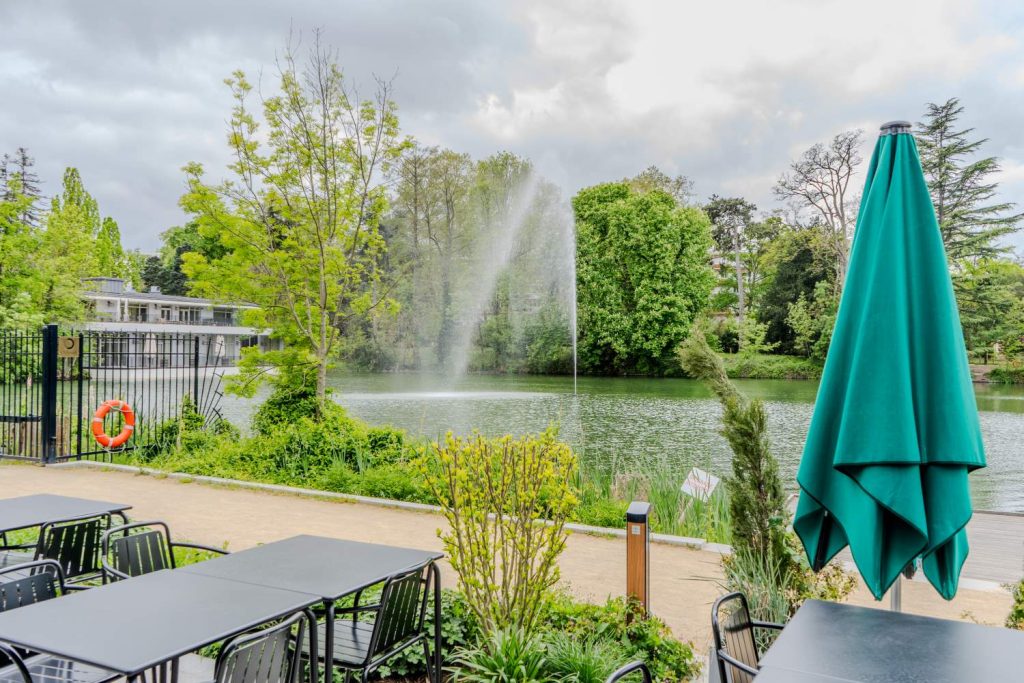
(626, 501), (651, 616)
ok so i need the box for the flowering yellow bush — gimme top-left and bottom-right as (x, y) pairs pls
(420, 429), (578, 635)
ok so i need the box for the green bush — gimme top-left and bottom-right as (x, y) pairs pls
(451, 628), (548, 683)
(375, 589), (481, 679)
(575, 497), (629, 529)
(544, 632), (630, 683)
(989, 365), (1024, 384)
(420, 430), (578, 635)
(541, 594), (699, 682)
(1006, 579), (1024, 629)
(719, 353), (823, 380)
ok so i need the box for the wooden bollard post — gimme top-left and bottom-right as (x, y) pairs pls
(626, 501), (651, 616)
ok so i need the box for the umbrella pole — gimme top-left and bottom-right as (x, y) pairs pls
(891, 576), (902, 612)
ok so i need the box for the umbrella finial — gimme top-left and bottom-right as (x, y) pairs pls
(879, 120), (912, 136)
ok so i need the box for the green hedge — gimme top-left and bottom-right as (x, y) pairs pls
(719, 353), (823, 380)
(988, 365), (1024, 384)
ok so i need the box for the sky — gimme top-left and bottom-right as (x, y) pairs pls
(2, 0), (1023, 252)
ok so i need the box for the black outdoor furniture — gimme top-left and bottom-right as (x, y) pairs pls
(214, 611), (309, 683)
(177, 535), (444, 683)
(756, 599), (1024, 682)
(100, 520), (228, 581)
(0, 496), (130, 574)
(604, 661), (652, 682)
(0, 561), (119, 683)
(314, 563), (433, 683)
(0, 569), (320, 683)
(33, 514), (116, 589)
(0, 641), (119, 683)
(711, 591), (784, 683)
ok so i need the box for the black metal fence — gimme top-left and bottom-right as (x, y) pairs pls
(0, 325), (226, 463)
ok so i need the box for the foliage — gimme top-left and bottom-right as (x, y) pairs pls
(719, 353), (823, 380)
(420, 430), (578, 635)
(574, 182), (714, 374)
(180, 34), (405, 402)
(706, 195), (757, 324)
(757, 225), (834, 354)
(678, 328), (789, 566)
(916, 98), (1022, 265)
(989, 365), (1024, 384)
(786, 281), (838, 360)
(543, 632), (630, 683)
(541, 594), (699, 682)
(451, 628), (549, 683)
(1006, 579), (1024, 630)
(735, 318), (777, 358)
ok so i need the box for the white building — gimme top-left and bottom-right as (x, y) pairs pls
(82, 277), (279, 368)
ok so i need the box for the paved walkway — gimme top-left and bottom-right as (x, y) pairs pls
(0, 463), (1013, 651)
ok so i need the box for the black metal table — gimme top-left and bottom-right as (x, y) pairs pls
(178, 535), (445, 680)
(756, 599), (1024, 681)
(0, 494), (131, 533)
(0, 568), (319, 680)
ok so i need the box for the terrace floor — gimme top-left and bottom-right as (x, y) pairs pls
(0, 462), (1013, 652)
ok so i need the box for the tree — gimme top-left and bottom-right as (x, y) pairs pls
(574, 182), (714, 374)
(757, 226), (833, 353)
(705, 195), (756, 327)
(1, 148), (42, 227)
(774, 130), (864, 284)
(954, 258), (1024, 361)
(915, 98), (1022, 265)
(180, 34), (405, 406)
(786, 281), (838, 360)
(626, 166), (693, 205)
(95, 217), (128, 278)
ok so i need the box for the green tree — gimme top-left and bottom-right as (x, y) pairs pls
(39, 168), (100, 321)
(915, 98), (1022, 265)
(574, 182), (713, 374)
(786, 281), (838, 360)
(180, 35), (405, 406)
(95, 216), (129, 278)
(757, 226), (833, 353)
(954, 258), (1024, 361)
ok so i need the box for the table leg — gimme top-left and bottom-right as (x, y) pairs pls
(304, 608), (319, 683)
(325, 601), (336, 683)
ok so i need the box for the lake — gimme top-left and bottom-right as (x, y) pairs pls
(219, 372), (1024, 513)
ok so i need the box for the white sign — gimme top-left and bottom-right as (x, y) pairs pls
(680, 467), (720, 502)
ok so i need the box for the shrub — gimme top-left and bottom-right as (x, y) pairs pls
(375, 589), (481, 679)
(989, 365), (1024, 384)
(420, 430), (578, 635)
(544, 632), (630, 683)
(1006, 579), (1024, 629)
(451, 628), (548, 683)
(575, 497), (629, 529)
(541, 594), (699, 682)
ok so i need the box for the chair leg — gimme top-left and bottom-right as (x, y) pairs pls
(422, 639), (435, 683)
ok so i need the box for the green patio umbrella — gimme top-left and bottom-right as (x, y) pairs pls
(793, 121), (986, 601)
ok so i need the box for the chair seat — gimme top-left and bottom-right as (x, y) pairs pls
(0, 654), (118, 683)
(315, 620), (375, 667)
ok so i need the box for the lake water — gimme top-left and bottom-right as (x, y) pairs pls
(218, 373), (1024, 513)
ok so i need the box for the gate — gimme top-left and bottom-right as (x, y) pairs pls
(0, 324), (226, 463)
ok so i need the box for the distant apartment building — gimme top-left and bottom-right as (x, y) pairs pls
(81, 277), (279, 368)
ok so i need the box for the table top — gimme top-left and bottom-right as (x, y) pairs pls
(0, 569), (318, 675)
(757, 599), (1024, 682)
(179, 534), (443, 600)
(0, 494), (131, 533)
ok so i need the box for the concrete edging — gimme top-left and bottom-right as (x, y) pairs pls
(51, 460), (716, 552)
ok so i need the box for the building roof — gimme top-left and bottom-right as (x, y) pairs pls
(82, 278), (256, 308)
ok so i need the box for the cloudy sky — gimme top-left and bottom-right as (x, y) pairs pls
(2, 0), (1023, 252)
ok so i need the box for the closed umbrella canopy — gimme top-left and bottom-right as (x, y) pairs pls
(793, 121), (986, 601)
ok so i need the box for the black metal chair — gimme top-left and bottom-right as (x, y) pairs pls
(0, 641), (118, 683)
(33, 514), (119, 590)
(214, 611), (309, 683)
(0, 562), (119, 683)
(711, 591), (785, 683)
(605, 661), (652, 682)
(0, 533), (34, 573)
(315, 564), (436, 683)
(100, 520), (228, 581)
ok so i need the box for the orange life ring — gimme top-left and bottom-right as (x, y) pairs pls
(92, 400), (135, 449)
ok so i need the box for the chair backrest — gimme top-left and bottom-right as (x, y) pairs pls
(0, 560), (65, 613)
(712, 592), (759, 683)
(367, 565), (430, 659)
(35, 515), (109, 582)
(103, 522), (174, 580)
(605, 661), (652, 683)
(215, 612), (307, 683)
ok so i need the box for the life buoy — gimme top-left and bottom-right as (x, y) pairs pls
(92, 400), (135, 449)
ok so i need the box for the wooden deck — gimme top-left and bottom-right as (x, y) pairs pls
(837, 511), (1024, 585)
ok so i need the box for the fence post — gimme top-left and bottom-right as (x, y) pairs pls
(626, 501), (651, 617)
(192, 337), (200, 404)
(40, 324), (59, 464)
